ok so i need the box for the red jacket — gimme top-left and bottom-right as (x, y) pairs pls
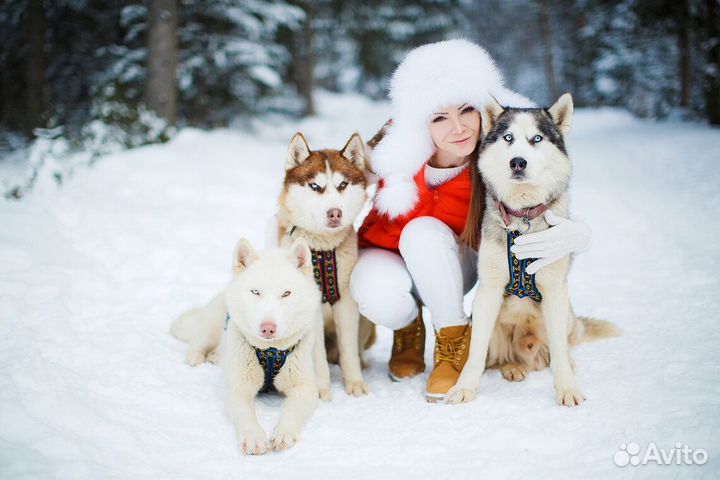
(358, 164), (471, 251)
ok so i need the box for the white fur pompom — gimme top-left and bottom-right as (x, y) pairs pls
(375, 176), (419, 219)
(372, 115), (434, 179)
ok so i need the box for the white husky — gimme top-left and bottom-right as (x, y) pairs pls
(172, 238), (329, 454)
(446, 93), (617, 406)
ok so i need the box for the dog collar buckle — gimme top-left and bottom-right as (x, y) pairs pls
(521, 209), (531, 233)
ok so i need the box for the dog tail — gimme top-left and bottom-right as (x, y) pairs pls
(579, 316), (621, 343)
(170, 307), (203, 343)
(366, 119), (392, 150)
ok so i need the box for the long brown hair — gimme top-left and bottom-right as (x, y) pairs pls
(459, 143), (486, 249)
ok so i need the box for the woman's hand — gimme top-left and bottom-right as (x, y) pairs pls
(510, 210), (592, 275)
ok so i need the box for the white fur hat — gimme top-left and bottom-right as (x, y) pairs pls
(372, 39), (535, 218)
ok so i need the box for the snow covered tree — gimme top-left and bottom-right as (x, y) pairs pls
(308, 0), (464, 98)
(460, 0), (552, 105)
(176, 1), (304, 124)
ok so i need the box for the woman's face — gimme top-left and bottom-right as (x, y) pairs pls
(429, 103), (481, 158)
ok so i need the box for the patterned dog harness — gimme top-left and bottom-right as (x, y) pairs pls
(224, 314), (298, 393)
(254, 344), (297, 393)
(310, 249), (341, 305)
(287, 226), (341, 305)
(504, 230), (543, 302)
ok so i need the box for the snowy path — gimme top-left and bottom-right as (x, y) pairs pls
(1, 93), (719, 479)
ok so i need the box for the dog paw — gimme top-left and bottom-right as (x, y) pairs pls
(318, 388), (332, 402)
(206, 350), (219, 365)
(555, 386), (585, 407)
(444, 384), (478, 404)
(237, 430), (268, 455)
(344, 379), (369, 396)
(270, 428), (300, 451)
(500, 363), (527, 382)
(185, 350), (206, 366)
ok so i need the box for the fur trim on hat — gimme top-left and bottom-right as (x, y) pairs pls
(372, 39), (536, 218)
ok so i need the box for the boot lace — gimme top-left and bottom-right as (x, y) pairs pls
(393, 320), (422, 352)
(434, 332), (466, 365)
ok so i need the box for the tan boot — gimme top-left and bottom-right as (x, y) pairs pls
(425, 324), (471, 402)
(388, 313), (426, 381)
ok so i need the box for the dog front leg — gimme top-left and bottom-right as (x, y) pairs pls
(445, 285), (505, 404)
(332, 296), (368, 395)
(541, 285), (584, 406)
(225, 381), (267, 455)
(271, 384), (319, 451)
(312, 311), (332, 401)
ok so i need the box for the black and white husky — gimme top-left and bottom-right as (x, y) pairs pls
(446, 93), (617, 406)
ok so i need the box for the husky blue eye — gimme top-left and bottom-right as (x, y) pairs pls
(309, 183), (322, 192)
(250, 289), (260, 296)
(503, 133), (514, 142)
(282, 291), (291, 298)
(532, 135), (543, 143)
(338, 181), (348, 190)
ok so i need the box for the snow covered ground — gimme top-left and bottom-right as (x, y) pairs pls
(1, 92), (719, 479)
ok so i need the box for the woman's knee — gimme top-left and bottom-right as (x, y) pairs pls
(354, 291), (418, 330)
(399, 216), (458, 259)
(350, 250), (418, 329)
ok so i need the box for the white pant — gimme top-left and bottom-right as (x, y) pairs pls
(350, 216), (478, 330)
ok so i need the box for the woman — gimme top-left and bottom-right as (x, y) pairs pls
(349, 39), (590, 401)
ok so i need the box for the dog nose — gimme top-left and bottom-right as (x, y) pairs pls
(260, 321), (277, 339)
(510, 157), (527, 172)
(527, 342), (534, 350)
(327, 208), (342, 221)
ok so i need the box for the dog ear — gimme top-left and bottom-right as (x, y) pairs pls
(289, 237), (312, 272)
(232, 238), (258, 275)
(286, 132), (311, 170)
(548, 93), (573, 136)
(481, 97), (504, 137)
(340, 133), (366, 169)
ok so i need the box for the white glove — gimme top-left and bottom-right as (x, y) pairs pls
(510, 210), (592, 275)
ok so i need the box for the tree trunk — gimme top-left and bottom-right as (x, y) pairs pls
(299, 5), (315, 116)
(678, 0), (691, 108)
(25, 0), (46, 137)
(705, 0), (720, 124)
(146, 0), (177, 125)
(539, 0), (559, 102)
(289, 1), (315, 116)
